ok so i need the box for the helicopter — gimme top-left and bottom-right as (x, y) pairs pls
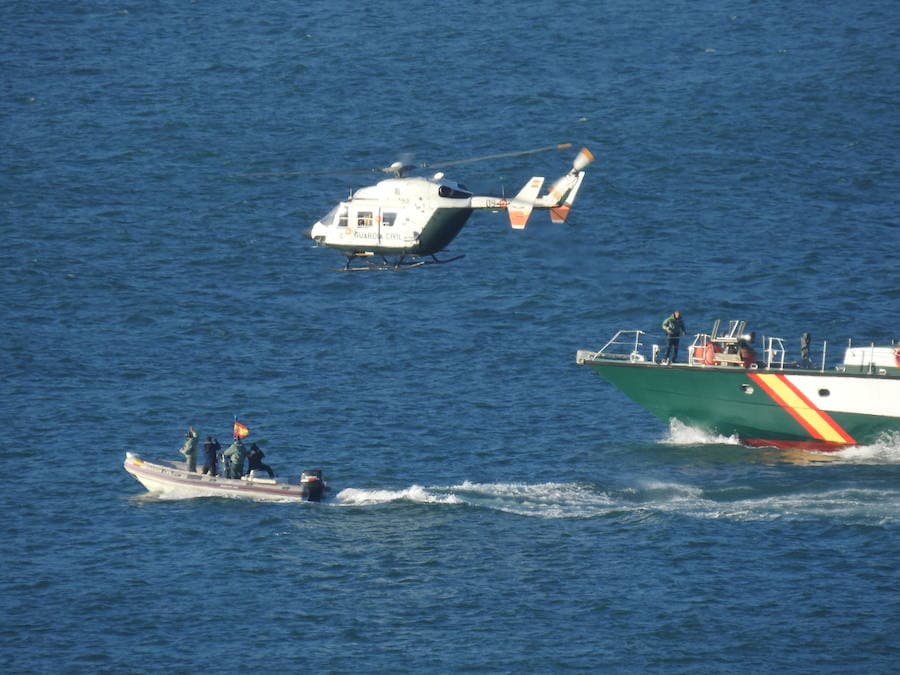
(307, 143), (594, 270)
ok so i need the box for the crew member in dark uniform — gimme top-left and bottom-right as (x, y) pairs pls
(179, 426), (199, 472)
(801, 332), (812, 368)
(247, 443), (275, 478)
(662, 310), (686, 363)
(201, 436), (220, 476)
(223, 437), (246, 479)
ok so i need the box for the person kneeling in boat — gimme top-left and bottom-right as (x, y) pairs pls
(223, 437), (246, 479)
(247, 443), (275, 478)
(179, 426), (199, 473)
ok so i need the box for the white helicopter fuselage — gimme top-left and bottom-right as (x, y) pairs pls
(310, 175), (493, 257)
(308, 146), (593, 262)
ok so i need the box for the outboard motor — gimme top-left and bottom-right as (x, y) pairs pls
(300, 469), (325, 502)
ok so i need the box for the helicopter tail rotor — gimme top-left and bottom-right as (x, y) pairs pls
(548, 171), (586, 224)
(572, 147), (594, 173)
(468, 146), (595, 226)
(535, 147), (594, 223)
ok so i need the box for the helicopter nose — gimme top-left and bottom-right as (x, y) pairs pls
(308, 221), (327, 242)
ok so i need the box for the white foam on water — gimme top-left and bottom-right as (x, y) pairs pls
(335, 481), (615, 518)
(695, 487), (900, 523)
(661, 419), (741, 446)
(660, 421), (900, 466)
(332, 475), (899, 522)
(334, 485), (463, 506)
(447, 480), (617, 518)
(632, 479), (704, 501)
(621, 477), (900, 523)
(829, 431), (900, 464)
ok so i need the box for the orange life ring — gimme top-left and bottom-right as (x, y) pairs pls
(704, 343), (719, 365)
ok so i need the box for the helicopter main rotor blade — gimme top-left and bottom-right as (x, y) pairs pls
(420, 142), (573, 171)
(241, 165), (385, 179)
(238, 142), (573, 179)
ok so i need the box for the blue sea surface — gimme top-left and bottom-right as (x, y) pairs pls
(2, 1), (899, 672)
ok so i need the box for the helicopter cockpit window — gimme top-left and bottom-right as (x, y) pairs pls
(357, 211), (374, 227)
(382, 212), (397, 227)
(320, 206), (339, 226)
(438, 185), (472, 199)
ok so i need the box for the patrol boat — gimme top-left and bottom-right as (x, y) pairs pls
(123, 452), (328, 502)
(576, 320), (900, 451)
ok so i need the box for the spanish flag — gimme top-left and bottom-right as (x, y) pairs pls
(233, 419), (250, 439)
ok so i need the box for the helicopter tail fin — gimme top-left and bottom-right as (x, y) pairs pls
(548, 171), (586, 224)
(537, 147), (594, 223)
(508, 177), (545, 229)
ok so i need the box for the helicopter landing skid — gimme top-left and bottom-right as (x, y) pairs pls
(341, 253), (465, 271)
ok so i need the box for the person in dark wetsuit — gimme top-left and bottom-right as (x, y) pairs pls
(201, 436), (220, 476)
(247, 443), (275, 478)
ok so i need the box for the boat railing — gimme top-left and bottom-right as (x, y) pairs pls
(687, 333), (710, 366)
(580, 322), (847, 372)
(763, 336), (786, 369)
(594, 329), (651, 362)
(688, 331), (788, 370)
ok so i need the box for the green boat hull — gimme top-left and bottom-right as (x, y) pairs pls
(585, 361), (900, 450)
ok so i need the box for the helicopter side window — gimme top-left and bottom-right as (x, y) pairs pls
(382, 212), (397, 227)
(357, 211), (373, 227)
(438, 185), (472, 199)
(338, 206), (348, 228)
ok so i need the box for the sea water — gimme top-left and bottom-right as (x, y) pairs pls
(2, 1), (899, 672)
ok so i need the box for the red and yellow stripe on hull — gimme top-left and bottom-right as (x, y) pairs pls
(747, 373), (856, 447)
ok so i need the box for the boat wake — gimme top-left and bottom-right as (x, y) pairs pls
(829, 431), (900, 464)
(335, 481), (610, 517)
(660, 421), (900, 464)
(660, 419), (742, 446)
(335, 485), (463, 506)
(335, 478), (900, 522)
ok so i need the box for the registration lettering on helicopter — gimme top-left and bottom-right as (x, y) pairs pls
(342, 230), (416, 243)
(482, 198), (509, 209)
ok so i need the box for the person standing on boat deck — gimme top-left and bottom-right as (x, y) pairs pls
(801, 332), (812, 368)
(247, 443), (275, 478)
(662, 310), (686, 363)
(179, 426), (199, 473)
(223, 437), (246, 479)
(201, 436), (220, 476)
